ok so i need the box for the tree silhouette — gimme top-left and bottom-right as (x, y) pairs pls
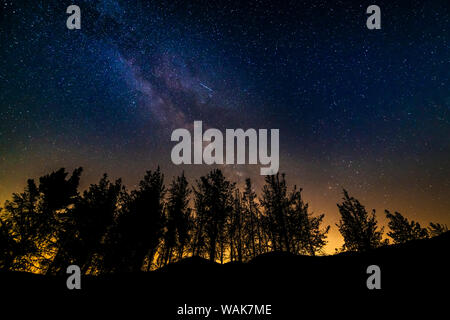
(228, 188), (244, 262)
(261, 173), (291, 252)
(428, 222), (448, 237)
(159, 172), (192, 265)
(260, 174), (330, 255)
(0, 209), (17, 270)
(385, 210), (429, 244)
(1, 168), (82, 273)
(336, 190), (383, 252)
(104, 168), (166, 272)
(288, 187), (330, 256)
(48, 173), (122, 274)
(40, 168), (82, 273)
(192, 169), (235, 263)
(242, 178), (268, 259)
(3, 179), (43, 271)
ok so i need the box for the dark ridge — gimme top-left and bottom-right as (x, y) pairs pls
(2, 231), (448, 288)
(1, 233), (448, 316)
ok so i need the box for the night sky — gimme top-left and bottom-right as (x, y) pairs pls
(1, 0), (449, 252)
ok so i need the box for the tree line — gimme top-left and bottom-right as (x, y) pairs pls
(0, 167), (447, 274)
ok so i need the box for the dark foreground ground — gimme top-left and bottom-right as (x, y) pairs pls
(1, 233), (449, 317)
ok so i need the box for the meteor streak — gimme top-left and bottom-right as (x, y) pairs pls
(200, 82), (213, 92)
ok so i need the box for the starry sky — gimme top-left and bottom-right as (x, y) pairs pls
(1, 0), (449, 252)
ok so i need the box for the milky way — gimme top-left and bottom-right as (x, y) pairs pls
(1, 0), (449, 251)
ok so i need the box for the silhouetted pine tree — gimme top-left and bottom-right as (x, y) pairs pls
(160, 172), (192, 265)
(3, 168), (82, 273)
(228, 188), (244, 262)
(428, 222), (448, 237)
(49, 173), (122, 274)
(1, 179), (40, 271)
(40, 168), (82, 272)
(192, 169), (234, 262)
(385, 210), (429, 244)
(0, 209), (17, 270)
(288, 187), (330, 256)
(242, 178), (264, 259)
(105, 168), (166, 272)
(336, 189), (383, 252)
(261, 173), (291, 252)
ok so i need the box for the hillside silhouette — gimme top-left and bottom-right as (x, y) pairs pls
(3, 230), (448, 289)
(0, 231), (448, 317)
